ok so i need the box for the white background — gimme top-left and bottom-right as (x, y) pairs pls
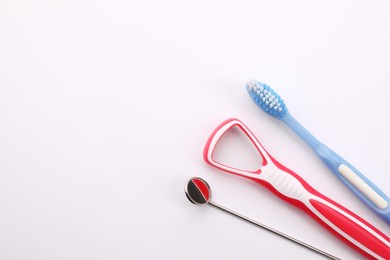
(1, 1), (390, 259)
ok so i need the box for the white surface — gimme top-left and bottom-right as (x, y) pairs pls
(1, 1), (390, 259)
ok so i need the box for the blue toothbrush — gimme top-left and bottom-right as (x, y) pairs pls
(246, 79), (390, 225)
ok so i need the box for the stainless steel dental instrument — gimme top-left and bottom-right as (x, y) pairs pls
(185, 177), (340, 260)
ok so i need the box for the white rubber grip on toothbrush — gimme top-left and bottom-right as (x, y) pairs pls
(338, 164), (388, 209)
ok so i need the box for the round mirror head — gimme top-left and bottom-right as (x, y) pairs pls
(185, 177), (212, 205)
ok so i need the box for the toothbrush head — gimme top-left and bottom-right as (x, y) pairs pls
(246, 79), (287, 119)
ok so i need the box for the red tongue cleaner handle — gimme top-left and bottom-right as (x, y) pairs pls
(202, 118), (390, 260)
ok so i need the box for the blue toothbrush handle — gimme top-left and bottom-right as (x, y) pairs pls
(315, 144), (390, 224)
(283, 112), (390, 224)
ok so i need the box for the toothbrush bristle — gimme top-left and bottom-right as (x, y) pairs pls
(246, 80), (287, 118)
